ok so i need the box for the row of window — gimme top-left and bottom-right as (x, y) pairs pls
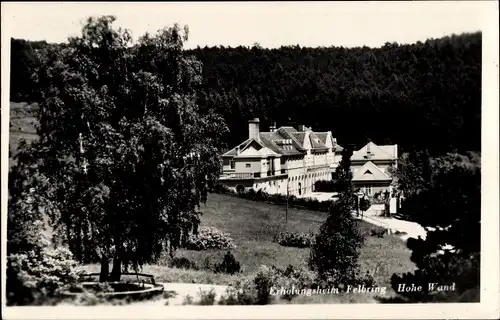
(288, 172), (329, 182)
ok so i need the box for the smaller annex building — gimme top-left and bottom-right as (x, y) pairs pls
(351, 141), (398, 197)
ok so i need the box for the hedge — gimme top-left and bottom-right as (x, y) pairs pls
(210, 184), (334, 212)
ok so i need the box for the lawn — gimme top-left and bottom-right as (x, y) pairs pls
(79, 193), (415, 303)
(173, 193), (415, 289)
(8, 102), (39, 167)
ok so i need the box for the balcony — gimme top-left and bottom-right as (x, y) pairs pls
(220, 172), (255, 180)
(220, 170), (288, 180)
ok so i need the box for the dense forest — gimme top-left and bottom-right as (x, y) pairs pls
(10, 32), (481, 154)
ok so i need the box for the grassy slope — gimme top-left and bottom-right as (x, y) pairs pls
(82, 193), (415, 303)
(176, 194), (415, 288)
(8, 102), (39, 166)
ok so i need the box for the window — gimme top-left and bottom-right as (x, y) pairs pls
(245, 163), (251, 168)
(364, 185), (372, 196)
(230, 161), (235, 169)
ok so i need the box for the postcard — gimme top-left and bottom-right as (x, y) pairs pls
(1, 1), (499, 319)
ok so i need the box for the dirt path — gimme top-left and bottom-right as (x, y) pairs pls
(359, 205), (427, 241)
(133, 283), (229, 306)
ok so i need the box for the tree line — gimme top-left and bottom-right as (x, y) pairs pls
(11, 32), (481, 154)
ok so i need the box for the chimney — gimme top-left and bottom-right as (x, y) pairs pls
(248, 118), (260, 141)
(235, 146), (240, 155)
(269, 122), (276, 133)
(298, 125), (305, 132)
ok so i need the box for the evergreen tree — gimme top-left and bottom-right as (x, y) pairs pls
(308, 148), (369, 286)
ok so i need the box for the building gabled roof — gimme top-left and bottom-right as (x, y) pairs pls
(276, 127), (307, 153)
(222, 138), (264, 157)
(223, 124), (344, 157)
(352, 161), (392, 182)
(308, 131), (329, 152)
(235, 146), (280, 158)
(351, 141), (397, 161)
(316, 132), (344, 152)
(259, 132), (303, 155)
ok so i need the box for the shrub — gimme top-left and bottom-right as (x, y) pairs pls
(218, 265), (317, 305)
(169, 257), (199, 270)
(314, 180), (339, 192)
(359, 197), (371, 213)
(218, 265), (277, 305)
(211, 185), (333, 212)
(370, 228), (386, 238)
(211, 184), (231, 194)
(268, 265), (317, 301)
(213, 251), (241, 274)
(185, 226), (236, 251)
(273, 232), (315, 248)
(182, 294), (194, 305)
(218, 287), (240, 305)
(7, 246), (79, 306)
(197, 288), (217, 305)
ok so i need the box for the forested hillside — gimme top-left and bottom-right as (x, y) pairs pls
(10, 32), (481, 154)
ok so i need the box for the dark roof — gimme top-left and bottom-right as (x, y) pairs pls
(308, 132), (329, 152)
(223, 126), (343, 157)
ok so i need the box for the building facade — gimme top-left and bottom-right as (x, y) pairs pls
(219, 118), (343, 196)
(351, 141), (398, 197)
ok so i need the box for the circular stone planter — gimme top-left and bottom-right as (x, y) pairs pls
(61, 273), (164, 302)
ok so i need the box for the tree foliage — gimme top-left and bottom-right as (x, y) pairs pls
(9, 16), (228, 281)
(390, 152), (481, 302)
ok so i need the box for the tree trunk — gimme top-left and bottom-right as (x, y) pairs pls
(99, 256), (109, 282)
(110, 256), (122, 282)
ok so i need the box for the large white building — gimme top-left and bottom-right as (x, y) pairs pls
(219, 118), (343, 196)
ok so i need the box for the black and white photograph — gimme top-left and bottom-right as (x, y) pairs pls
(1, 1), (499, 319)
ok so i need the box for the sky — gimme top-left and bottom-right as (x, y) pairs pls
(1, 2), (493, 49)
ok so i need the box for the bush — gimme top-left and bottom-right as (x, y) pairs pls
(359, 197), (371, 212)
(197, 288), (217, 305)
(213, 251), (241, 274)
(7, 246), (79, 306)
(218, 265), (317, 305)
(370, 228), (386, 238)
(185, 226), (236, 251)
(273, 232), (315, 248)
(169, 257), (199, 270)
(211, 185), (333, 212)
(211, 184), (232, 194)
(218, 265), (277, 305)
(183, 294), (194, 305)
(314, 180), (339, 192)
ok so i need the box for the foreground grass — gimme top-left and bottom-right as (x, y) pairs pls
(175, 194), (415, 288)
(80, 194), (414, 303)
